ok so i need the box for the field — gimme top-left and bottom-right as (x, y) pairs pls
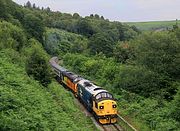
(126, 20), (179, 31)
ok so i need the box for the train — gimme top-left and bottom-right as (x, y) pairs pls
(49, 57), (118, 124)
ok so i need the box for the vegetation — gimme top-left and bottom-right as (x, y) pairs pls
(0, 0), (97, 130)
(0, 49), (96, 130)
(61, 29), (180, 129)
(0, 21), (26, 51)
(0, 0), (180, 130)
(58, 29), (180, 130)
(126, 20), (180, 31)
(25, 40), (52, 87)
(44, 28), (88, 56)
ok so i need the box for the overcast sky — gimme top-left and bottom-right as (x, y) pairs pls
(13, 0), (180, 22)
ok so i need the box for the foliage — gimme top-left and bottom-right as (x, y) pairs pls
(23, 13), (45, 43)
(0, 21), (26, 51)
(113, 41), (135, 63)
(76, 19), (95, 37)
(63, 52), (180, 130)
(134, 32), (180, 80)
(0, 50), (96, 130)
(170, 86), (180, 122)
(44, 28), (88, 55)
(0, 0), (9, 19)
(1, 0), (180, 130)
(63, 53), (172, 98)
(25, 39), (52, 87)
(88, 32), (114, 56)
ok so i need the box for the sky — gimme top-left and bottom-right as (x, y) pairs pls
(13, 0), (180, 22)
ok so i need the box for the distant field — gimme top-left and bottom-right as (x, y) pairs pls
(126, 20), (179, 31)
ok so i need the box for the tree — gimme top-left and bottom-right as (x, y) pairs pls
(170, 86), (180, 121)
(32, 3), (36, 9)
(73, 13), (80, 19)
(113, 42), (135, 63)
(0, 21), (26, 51)
(0, 0), (9, 20)
(76, 19), (94, 37)
(45, 7), (51, 12)
(90, 14), (94, 18)
(25, 1), (31, 8)
(135, 32), (180, 80)
(132, 32), (180, 100)
(131, 25), (141, 34)
(101, 16), (104, 20)
(88, 33), (114, 56)
(114, 22), (138, 41)
(173, 19), (179, 30)
(26, 41), (51, 87)
(113, 65), (164, 97)
(94, 14), (100, 19)
(175, 28), (180, 40)
(23, 13), (45, 43)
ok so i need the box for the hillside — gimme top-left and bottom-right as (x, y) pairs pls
(126, 20), (180, 31)
(44, 28), (88, 56)
(45, 27), (180, 130)
(0, 0), (97, 129)
(0, 24), (96, 130)
(0, 0), (180, 130)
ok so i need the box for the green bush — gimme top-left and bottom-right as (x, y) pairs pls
(25, 39), (52, 87)
(0, 21), (26, 51)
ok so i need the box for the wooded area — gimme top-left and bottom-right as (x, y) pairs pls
(0, 0), (180, 130)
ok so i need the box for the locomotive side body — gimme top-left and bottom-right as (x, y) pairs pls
(77, 81), (93, 111)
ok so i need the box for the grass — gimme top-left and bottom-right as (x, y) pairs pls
(126, 20), (180, 31)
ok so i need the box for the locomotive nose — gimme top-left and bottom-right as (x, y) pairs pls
(106, 102), (110, 114)
(100, 100), (117, 115)
(97, 100), (118, 124)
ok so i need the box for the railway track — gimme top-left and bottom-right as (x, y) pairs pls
(102, 123), (123, 131)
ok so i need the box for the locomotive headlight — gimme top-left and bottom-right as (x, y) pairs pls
(99, 106), (104, 109)
(112, 105), (117, 108)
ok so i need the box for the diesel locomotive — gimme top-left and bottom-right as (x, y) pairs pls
(50, 57), (118, 124)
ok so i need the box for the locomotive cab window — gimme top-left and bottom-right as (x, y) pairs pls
(102, 92), (106, 98)
(96, 94), (101, 100)
(95, 92), (113, 100)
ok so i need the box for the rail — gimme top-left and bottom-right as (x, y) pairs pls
(117, 115), (137, 131)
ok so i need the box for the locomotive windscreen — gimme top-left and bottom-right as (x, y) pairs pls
(95, 92), (113, 100)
